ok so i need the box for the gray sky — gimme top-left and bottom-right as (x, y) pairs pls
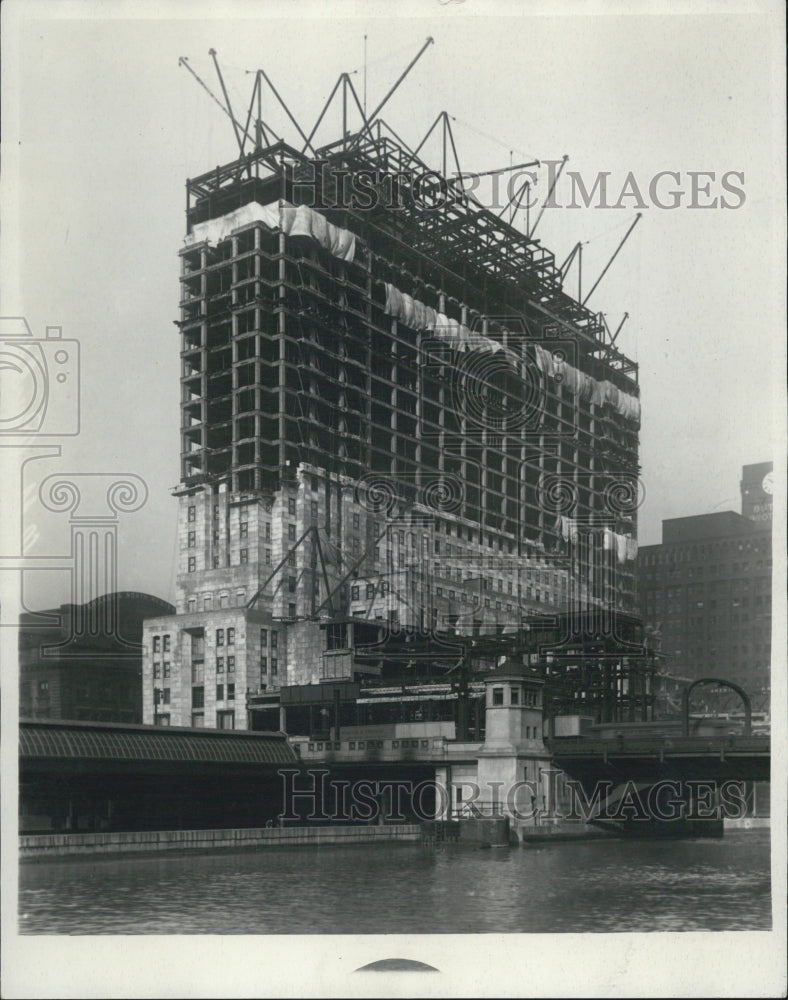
(3, 0), (784, 610)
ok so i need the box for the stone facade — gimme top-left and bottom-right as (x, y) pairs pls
(144, 460), (596, 728)
(143, 606), (281, 729)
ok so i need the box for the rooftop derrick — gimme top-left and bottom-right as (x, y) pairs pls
(179, 43), (640, 382)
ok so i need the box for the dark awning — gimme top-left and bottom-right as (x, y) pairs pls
(19, 719), (296, 766)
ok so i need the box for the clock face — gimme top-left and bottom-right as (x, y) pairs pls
(762, 471), (774, 495)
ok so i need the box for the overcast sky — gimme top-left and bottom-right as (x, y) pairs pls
(3, 0), (785, 610)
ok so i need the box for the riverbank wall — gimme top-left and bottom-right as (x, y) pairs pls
(19, 823), (421, 860)
(514, 820), (616, 844)
(724, 817), (770, 830)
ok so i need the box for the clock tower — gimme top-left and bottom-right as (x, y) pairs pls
(740, 461), (773, 526)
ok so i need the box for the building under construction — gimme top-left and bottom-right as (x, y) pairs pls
(142, 49), (653, 732)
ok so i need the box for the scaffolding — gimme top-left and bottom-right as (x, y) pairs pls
(166, 49), (648, 727)
(178, 126), (638, 574)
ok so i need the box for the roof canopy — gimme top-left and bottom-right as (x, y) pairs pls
(19, 719), (296, 767)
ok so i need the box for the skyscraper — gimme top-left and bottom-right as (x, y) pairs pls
(143, 90), (643, 729)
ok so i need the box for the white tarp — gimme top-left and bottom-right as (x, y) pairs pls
(383, 282), (520, 367)
(185, 200), (356, 262)
(534, 343), (640, 424)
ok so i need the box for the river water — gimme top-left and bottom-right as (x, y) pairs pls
(19, 829), (770, 934)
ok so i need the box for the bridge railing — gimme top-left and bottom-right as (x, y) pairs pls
(291, 735), (454, 762)
(546, 734), (770, 756)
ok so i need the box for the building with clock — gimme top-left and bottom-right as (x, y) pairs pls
(637, 462), (773, 712)
(740, 461), (774, 526)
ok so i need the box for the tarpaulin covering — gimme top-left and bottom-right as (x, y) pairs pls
(556, 515), (580, 545)
(561, 519), (637, 562)
(383, 282), (520, 366)
(533, 344), (640, 423)
(185, 200), (356, 262)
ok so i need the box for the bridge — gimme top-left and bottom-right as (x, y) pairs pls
(19, 675), (769, 836)
(545, 732), (770, 786)
(545, 675), (769, 788)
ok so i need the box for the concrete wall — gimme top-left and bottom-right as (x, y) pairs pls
(285, 619), (324, 686)
(20, 823), (422, 859)
(457, 817), (510, 845)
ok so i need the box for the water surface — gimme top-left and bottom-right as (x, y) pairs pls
(19, 829), (770, 934)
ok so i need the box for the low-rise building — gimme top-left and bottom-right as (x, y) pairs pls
(19, 592), (174, 724)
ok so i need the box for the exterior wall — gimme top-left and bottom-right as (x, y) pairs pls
(445, 763), (479, 818)
(285, 619), (325, 686)
(19, 594), (173, 724)
(175, 489), (270, 614)
(740, 461), (773, 525)
(637, 496), (772, 700)
(142, 607), (280, 729)
(485, 678), (544, 748)
(19, 665), (63, 720)
(475, 753), (548, 817)
(20, 824), (422, 859)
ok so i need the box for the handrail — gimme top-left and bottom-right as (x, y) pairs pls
(547, 734), (769, 755)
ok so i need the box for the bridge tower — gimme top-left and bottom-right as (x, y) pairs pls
(474, 660), (553, 821)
